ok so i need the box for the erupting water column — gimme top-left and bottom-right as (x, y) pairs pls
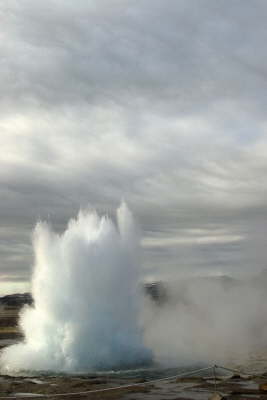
(0, 203), (151, 372)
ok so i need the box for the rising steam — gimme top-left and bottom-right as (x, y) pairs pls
(143, 274), (267, 367)
(0, 203), (151, 372)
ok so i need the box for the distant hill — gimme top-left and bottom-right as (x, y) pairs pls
(144, 282), (168, 304)
(0, 274), (246, 309)
(0, 293), (33, 308)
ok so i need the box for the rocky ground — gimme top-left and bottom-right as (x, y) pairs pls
(1, 368), (267, 400)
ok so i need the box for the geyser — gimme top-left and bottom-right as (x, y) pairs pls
(0, 203), (151, 372)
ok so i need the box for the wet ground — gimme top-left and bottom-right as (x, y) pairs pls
(2, 360), (267, 400)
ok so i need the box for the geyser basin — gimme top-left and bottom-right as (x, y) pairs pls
(0, 203), (151, 373)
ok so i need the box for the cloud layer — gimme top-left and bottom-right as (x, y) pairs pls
(1, 0), (267, 291)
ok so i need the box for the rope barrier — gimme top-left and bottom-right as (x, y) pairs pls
(0, 365), (214, 399)
(0, 363), (265, 399)
(214, 364), (245, 374)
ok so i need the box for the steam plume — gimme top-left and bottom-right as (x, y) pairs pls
(0, 203), (151, 372)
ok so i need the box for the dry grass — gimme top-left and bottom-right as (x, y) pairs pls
(0, 306), (20, 327)
(0, 326), (19, 333)
(0, 306), (22, 340)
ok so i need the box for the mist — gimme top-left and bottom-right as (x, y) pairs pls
(143, 274), (267, 366)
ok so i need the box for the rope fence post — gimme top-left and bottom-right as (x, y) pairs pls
(213, 364), (217, 393)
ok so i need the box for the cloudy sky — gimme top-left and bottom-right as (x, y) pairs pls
(1, 0), (267, 294)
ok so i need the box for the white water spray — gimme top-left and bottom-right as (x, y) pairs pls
(0, 203), (151, 372)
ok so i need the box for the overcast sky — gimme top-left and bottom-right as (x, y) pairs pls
(1, 0), (267, 295)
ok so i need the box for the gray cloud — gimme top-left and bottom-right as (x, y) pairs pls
(1, 0), (267, 292)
